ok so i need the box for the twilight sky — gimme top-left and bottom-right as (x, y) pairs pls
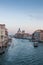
(0, 0), (43, 34)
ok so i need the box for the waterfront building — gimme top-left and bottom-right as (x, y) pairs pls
(40, 30), (43, 42)
(32, 30), (43, 42)
(23, 33), (32, 40)
(17, 28), (21, 34)
(23, 33), (29, 38)
(15, 28), (32, 40)
(15, 28), (22, 38)
(4, 28), (8, 43)
(0, 24), (8, 46)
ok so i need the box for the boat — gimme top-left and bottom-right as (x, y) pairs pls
(34, 42), (38, 47)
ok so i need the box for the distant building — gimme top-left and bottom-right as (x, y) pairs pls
(15, 28), (22, 38)
(23, 33), (29, 38)
(32, 30), (43, 42)
(15, 28), (32, 40)
(17, 28), (21, 33)
(22, 30), (25, 34)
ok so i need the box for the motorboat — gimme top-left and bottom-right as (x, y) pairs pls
(34, 42), (38, 47)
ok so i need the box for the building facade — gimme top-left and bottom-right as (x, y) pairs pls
(32, 30), (43, 42)
(0, 24), (8, 44)
(15, 28), (32, 39)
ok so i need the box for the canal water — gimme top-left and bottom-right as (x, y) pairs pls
(0, 38), (43, 65)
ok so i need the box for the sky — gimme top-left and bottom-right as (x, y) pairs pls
(0, 0), (43, 34)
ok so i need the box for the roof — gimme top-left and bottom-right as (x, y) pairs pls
(34, 30), (43, 34)
(0, 24), (5, 26)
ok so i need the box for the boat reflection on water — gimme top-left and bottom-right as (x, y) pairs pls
(0, 39), (12, 55)
(0, 47), (5, 55)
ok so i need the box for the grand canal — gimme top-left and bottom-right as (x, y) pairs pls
(0, 38), (43, 65)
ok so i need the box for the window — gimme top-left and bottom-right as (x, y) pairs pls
(1, 31), (3, 34)
(1, 35), (3, 39)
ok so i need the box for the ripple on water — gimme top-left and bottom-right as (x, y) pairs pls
(0, 38), (43, 65)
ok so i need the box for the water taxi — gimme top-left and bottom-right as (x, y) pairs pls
(34, 42), (38, 47)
